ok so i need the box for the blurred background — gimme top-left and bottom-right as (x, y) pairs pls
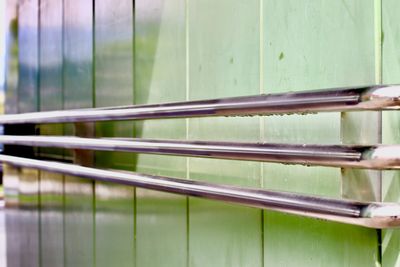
(1, 1), (16, 266)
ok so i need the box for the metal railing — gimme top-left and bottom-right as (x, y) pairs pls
(0, 85), (398, 124)
(2, 85), (400, 228)
(1, 154), (399, 229)
(0, 135), (400, 169)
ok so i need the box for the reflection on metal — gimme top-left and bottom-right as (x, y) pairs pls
(0, 154), (400, 228)
(1, 135), (400, 169)
(0, 85), (399, 124)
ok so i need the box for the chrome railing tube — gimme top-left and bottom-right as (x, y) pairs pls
(1, 135), (400, 169)
(0, 85), (399, 124)
(0, 154), (399, 228)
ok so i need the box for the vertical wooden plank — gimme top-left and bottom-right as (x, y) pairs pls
(135, 0), (187, 266)
(39, 0), (63, 159)
(19, 168), (40, 267)
(188, 1), (262, 266)
(382, 1), (400, 266)
(38, 1), (65, 267)
(263, 1), (378, 266)
(4, 3), (21, 263)
(13, 2), (40, 267)
(39, 0), (63, 112)
(64, 177), (94, 267)
(39, 0), (63, 144)
(94, 0), (135, 266)
(63, 0), (93, 111)
(18, 0), (39, 113)
(341, 0), (382, 205)
(4, 164), (21, 267)
(39, 171), (64, 267)
(63, 1), (94, 266)
(4, 0), (18, 115)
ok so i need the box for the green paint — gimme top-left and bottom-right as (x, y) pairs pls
(382, 1), (400, 266)
(188, 1), (262, 266)
(63, 1), (95, 267)
(18, 0), (39, 113)
(94, 1), (135, 266)
(264, 1), (378, 266)
(64, 176), (94, 267)
(39, 0), (64, 159)
(37, 1), (65, 267)
(39, 171), (64, 267)
(135, 0), (187, 266)
(375, 0), (382, 84)
(5, 0), (400, 266)
(18, 168), (41, 267)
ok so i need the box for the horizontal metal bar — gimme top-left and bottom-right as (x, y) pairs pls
(1, 154), (399, 228)
(0, 85), (399, 124)
(1, 135), (400, 169)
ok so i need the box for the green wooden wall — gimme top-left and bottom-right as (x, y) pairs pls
(4, 0), (400, 266)
(382, 0), (400, 266)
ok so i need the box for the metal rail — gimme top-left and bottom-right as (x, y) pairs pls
(0, 154), (399, 228)
(0, 85), (399, 124)
(1, 135), (400, 169)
